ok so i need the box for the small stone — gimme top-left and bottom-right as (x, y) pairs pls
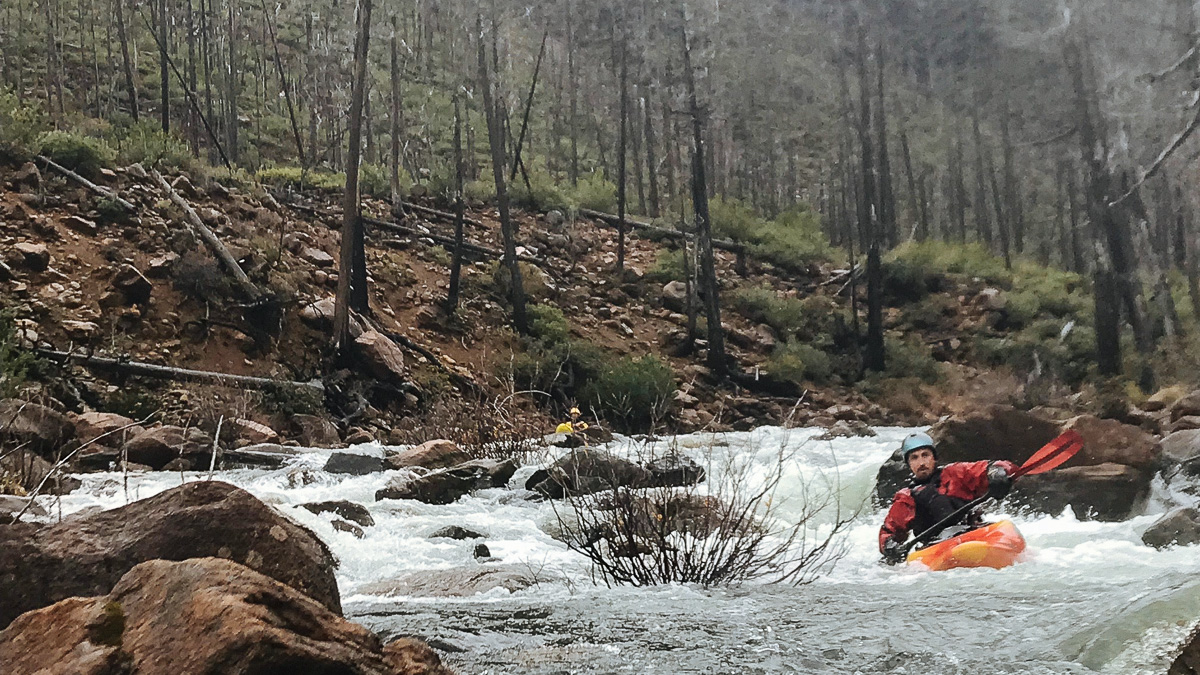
(301, 247), (335, 267)
(473, 543), (492, 559)
(62, 215), (98, 235)
(344, 428), (374, 445)
(10, 162), (41, 190)
(429, 525), (485, 540)
(331, 519), (365, 538)
(61, 320), (100, 341)
(147, 252), (179, 278)
(110, 263), (153, 304)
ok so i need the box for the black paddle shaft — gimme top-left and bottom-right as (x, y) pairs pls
(901, 494), (990, 555)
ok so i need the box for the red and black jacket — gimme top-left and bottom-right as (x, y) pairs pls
(878, 460), (1018, 553)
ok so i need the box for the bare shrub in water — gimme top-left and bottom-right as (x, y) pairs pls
(386, 393), (542, 462)
(551, 437), (856, 587)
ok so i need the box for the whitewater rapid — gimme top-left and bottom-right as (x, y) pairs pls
(33, 426), (1200, 674)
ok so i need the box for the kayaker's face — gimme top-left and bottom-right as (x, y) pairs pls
(907, 448), (936, 480)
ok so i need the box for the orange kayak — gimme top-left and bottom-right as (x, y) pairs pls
(906, 520), (1026, 571)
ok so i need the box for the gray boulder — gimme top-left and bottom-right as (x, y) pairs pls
(375, 458), (518, 504)
(0, 399), (75, 458)
(1141, 507), (1200, 549)
(324, 452), (383, 475)
(429, 525), (485, 540)
(300, 500), (375, 527)
(645, 454), (706, 488)
(526, 449), (650, 499)
(1007, 463), (1150, 521)
(1162, 429), (1200, 463)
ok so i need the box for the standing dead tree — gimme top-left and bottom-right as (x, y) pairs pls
(679, 6), (726, 378)
(334, 0), (374, 357)
(478, 8), (529, 335)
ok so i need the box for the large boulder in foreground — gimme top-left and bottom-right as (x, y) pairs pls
(1141, 507), (1200, 549)
(0, 557), (450, 675)
(376, 458), (518, 504)
(0, 481), (339, 628)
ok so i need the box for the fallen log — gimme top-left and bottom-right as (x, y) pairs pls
(37, 155), (137, 212)
(396, 199), (485, 230)
(578, 207), (747, 274)
(361, 214), (544, 266)
(150, 169), (262, 301)
(36, 349), (324, 393)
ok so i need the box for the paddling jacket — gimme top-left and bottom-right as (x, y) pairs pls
(878, 460), (1018, 553)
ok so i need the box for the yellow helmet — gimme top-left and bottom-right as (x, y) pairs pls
(569, 407), (581, 416)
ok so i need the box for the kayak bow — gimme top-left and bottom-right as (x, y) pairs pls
(906, 520), (1026, 571)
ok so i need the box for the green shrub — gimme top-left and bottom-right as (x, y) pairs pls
(885, 337), (942, 384)
(709, 197), (831, 272)
(0, 311), (38, 397)
(37, 130), (116, 178)
(511, 168), (570, 212)
(580, 355), (676, 432)
(0, 91), (48, 161)
(880, 256), (937, 305)
(359, 163), (391, 198)
(464, 178), (497, 203)
(767, 340), (834, 385)
(257, 166), (345, 191)
(527, 304), (571, 346)
(509, 338), (606, 398)
(570, 172), (617, 212)
(732, 287), (806, 337)
(974, 321), (1095, 386)
(259, 383), (324, 416)
(888, 240), (1013, 286)
(648, 248), (688, 283)
(903, 295), (957, 330)
(112, 121), (194, 171)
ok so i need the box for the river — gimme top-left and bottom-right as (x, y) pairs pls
(40, 426), (1200, 674)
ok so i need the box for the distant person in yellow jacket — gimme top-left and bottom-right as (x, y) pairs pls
(555, 407), (589, 434)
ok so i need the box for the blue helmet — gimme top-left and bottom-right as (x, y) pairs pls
(901, 432), (936, 461)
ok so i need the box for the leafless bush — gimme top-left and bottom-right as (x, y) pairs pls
(551, 437), (856, 587)
(386, 393), (544, 462)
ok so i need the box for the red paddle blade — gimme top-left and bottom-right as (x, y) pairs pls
(1013, 430), (1084, 478)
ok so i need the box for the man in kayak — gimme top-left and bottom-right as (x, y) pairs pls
(879, 432), (1017, 565)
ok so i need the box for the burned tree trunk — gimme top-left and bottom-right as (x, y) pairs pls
(478, 11), (528, 334)
(855, 20), (884, 374)
(334, 0), (373, 356)
(446, 94), (466, 314)
(680, 9), (726, 378)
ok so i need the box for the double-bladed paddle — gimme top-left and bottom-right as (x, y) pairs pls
(899, 430), (1084, 556)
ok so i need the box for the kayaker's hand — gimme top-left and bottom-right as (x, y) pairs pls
(881, 538), (906, 565)
(987, 464), (1012, 499)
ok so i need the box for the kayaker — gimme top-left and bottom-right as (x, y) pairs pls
(879, 432), (1017, 565)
